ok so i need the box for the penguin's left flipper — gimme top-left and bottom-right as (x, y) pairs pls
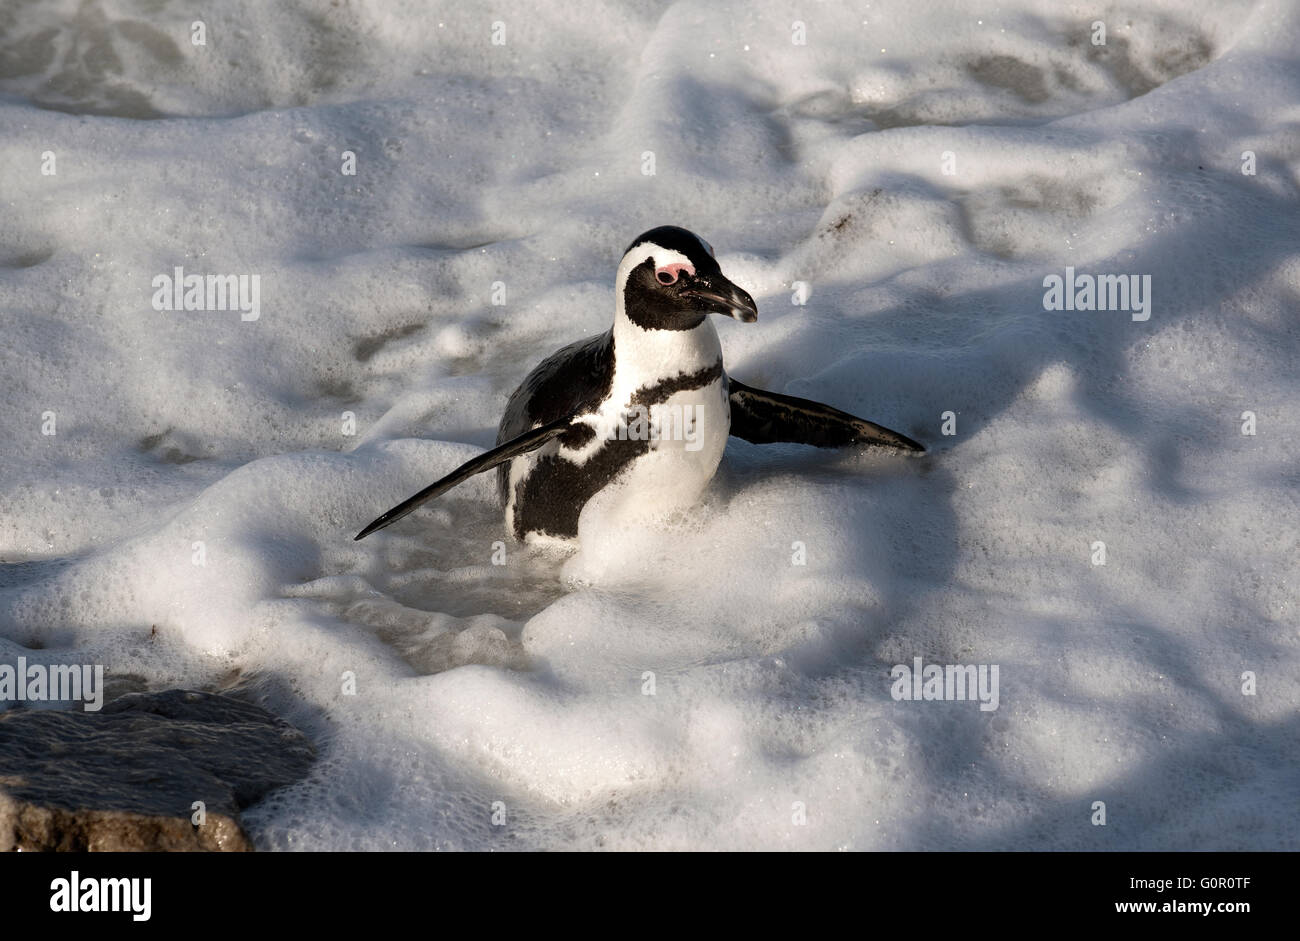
(727, 378), (924, 453)
(355, 417), (574, 540)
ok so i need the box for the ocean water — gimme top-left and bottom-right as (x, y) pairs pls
(0, 0), (1296, 850)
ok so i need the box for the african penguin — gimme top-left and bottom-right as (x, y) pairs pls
(356, 226), (924, 544)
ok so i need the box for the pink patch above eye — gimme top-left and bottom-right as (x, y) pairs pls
(655, 262), (694, 285)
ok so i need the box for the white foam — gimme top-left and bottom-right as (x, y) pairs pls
(0, 0), (1296, 850)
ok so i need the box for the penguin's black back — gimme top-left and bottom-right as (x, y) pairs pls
(495, 330), (615, 503)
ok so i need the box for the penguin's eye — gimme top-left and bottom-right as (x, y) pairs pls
(654, 263), (694, 285)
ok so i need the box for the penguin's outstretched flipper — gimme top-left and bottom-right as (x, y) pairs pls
(727, 378), (924, 453)
(355, 417), (575, 540)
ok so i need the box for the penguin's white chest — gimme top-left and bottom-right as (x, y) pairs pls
(590, 373), (731, 520)
(580, 319), (731, 527)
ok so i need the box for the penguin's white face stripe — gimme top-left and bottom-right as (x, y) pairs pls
(615, 242), (693, 301)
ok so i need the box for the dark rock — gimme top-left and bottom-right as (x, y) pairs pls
(0, 689), (315, 851)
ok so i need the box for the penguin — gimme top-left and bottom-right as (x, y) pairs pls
(356, 226), (923, 543)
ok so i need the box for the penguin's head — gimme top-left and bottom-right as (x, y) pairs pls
(617, 226), (758, 331)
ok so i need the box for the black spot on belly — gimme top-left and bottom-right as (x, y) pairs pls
(512, 438), (650, 540)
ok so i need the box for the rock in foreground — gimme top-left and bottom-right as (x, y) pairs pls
(0, 689), (315, 851)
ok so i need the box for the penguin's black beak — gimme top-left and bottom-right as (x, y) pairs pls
(682, 272), (758, 323)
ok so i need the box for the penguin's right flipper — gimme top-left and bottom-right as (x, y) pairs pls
(727, 378), (924, 453)
(355, 417), (574, 540)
